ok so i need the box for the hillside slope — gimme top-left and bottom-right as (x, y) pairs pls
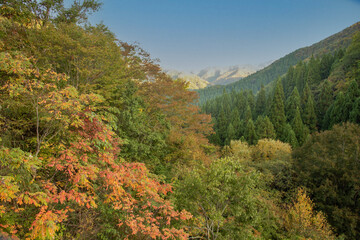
(197, 22), (360, 104)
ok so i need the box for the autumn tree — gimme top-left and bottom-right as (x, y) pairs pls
(293, 122), (360, 239)
(0, 50), (192, 240)
(284, 188), (336, 240)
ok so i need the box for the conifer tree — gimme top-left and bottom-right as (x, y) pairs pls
(230, 108), (241, 138)
(344, 80), (360, 120)
(316, 80), (333, 129)
(284, 66), (296, 98)
(319, 53), (335, 79)
(306, 56), (321, 85)
(303, 95), (317, 132)
(350, 97), (360, 123)
(216, 108), (228, 145)
(255, 84), (267, 117)
(270, 79), (287, 140)
(294, 61), (307, 94)
(255, 116), (276, 140)
(323, 92), (346, 129)
(244, 119), (257, 145)
(291, 107), (306, 145)
(286, 87), (301, 122)
(225, 123), (236, 146)
(247, 90), (255, 111)
(301, 82), (312, 110)
(237, 91), (247, 118)
(283, 123), (298, 148)
(244, 104), (253, 124)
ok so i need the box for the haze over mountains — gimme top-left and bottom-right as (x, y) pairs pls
(166, 62), (272, 89)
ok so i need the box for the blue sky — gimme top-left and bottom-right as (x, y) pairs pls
(85, 0), (360, 72)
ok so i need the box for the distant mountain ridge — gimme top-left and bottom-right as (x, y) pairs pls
(167, 64), (268, 89)
(197, 21), (360, 104)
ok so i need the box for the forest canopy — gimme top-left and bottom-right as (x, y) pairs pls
(0, 1), (360, 240)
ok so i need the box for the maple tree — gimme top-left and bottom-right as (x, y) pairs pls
(0, 50), (191, 239)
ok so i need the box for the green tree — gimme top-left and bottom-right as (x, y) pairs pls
(215, 108), (228, 146)
(316, 80), (333, 129)
(244, 119), (257, 145)
(1, 0), (102, 26)
(303, 94), (317, 132)
(286, 87), (301, 122)
(349, 97), (360, 123)
(306, 56), (322, 85)
(225, 123), (236, 146)
(230, 108), (241, 138)
(283, 123), (298, 148)
(294, 61), (307, 94)
(244, 104), (253, 124)
(291, 107), (307, 145)
(270, 79), (287, 140)
(255, 116), (276, 140)
(284, 66), (296, 97)
(255, 84), (267, 117)
(175, 157), (262, 240)
(293, 122), (360, 239)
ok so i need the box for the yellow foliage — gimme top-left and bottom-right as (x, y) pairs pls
(251, 138), (291, 162)
(229, 140), (251, 161)
(285, 188), (336, 240)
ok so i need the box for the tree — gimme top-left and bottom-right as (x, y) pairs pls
(230, 108), (241, 139)
(293, 122), (360, 239)
(270, 79), (286, 140)
(215, 108), (227, 146)
(316, 80), (333, 129)
(350, 97), (360, 123)
(283, 124), (298, 148)
(284, 66), (296, 97)
(140, 76), (214, 169)
(255, 84), (266, 117)
(303, 94), (317, 132)
(175, 157), (262, 240)
(0, 50), (192, 240)
(284, 188), (336, 240)
(285, 87), (301, 122)
(1, 0), (102, 26)
(291, 107), (307, 145)
(306, 56), (322, 85)
(344, 80), (360, 121)
(255, 116), (276, 140)
(225, 123), (236, 146)
(294, 61), (307, 94)
(244, 119), (257, 145)
(244, 104), (253, 124)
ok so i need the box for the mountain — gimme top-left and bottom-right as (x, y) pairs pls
(167, 64), (265, 89)
(198, 65), (262, 85)
(166, 70), (210, 89)
(197, 21), (360, 104)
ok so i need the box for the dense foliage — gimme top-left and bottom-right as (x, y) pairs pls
(0, 1), (359, 240)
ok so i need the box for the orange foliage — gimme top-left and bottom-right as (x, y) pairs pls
(0, 52), (191, 239)
(140, 76), (214, 167)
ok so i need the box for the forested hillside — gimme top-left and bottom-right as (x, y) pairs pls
(202, 30), (360, 239)
(197, 22), (360, 104)
(0, 1), (359, 240)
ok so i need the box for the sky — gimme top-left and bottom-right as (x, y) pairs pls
(84, 0), (360, 72)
